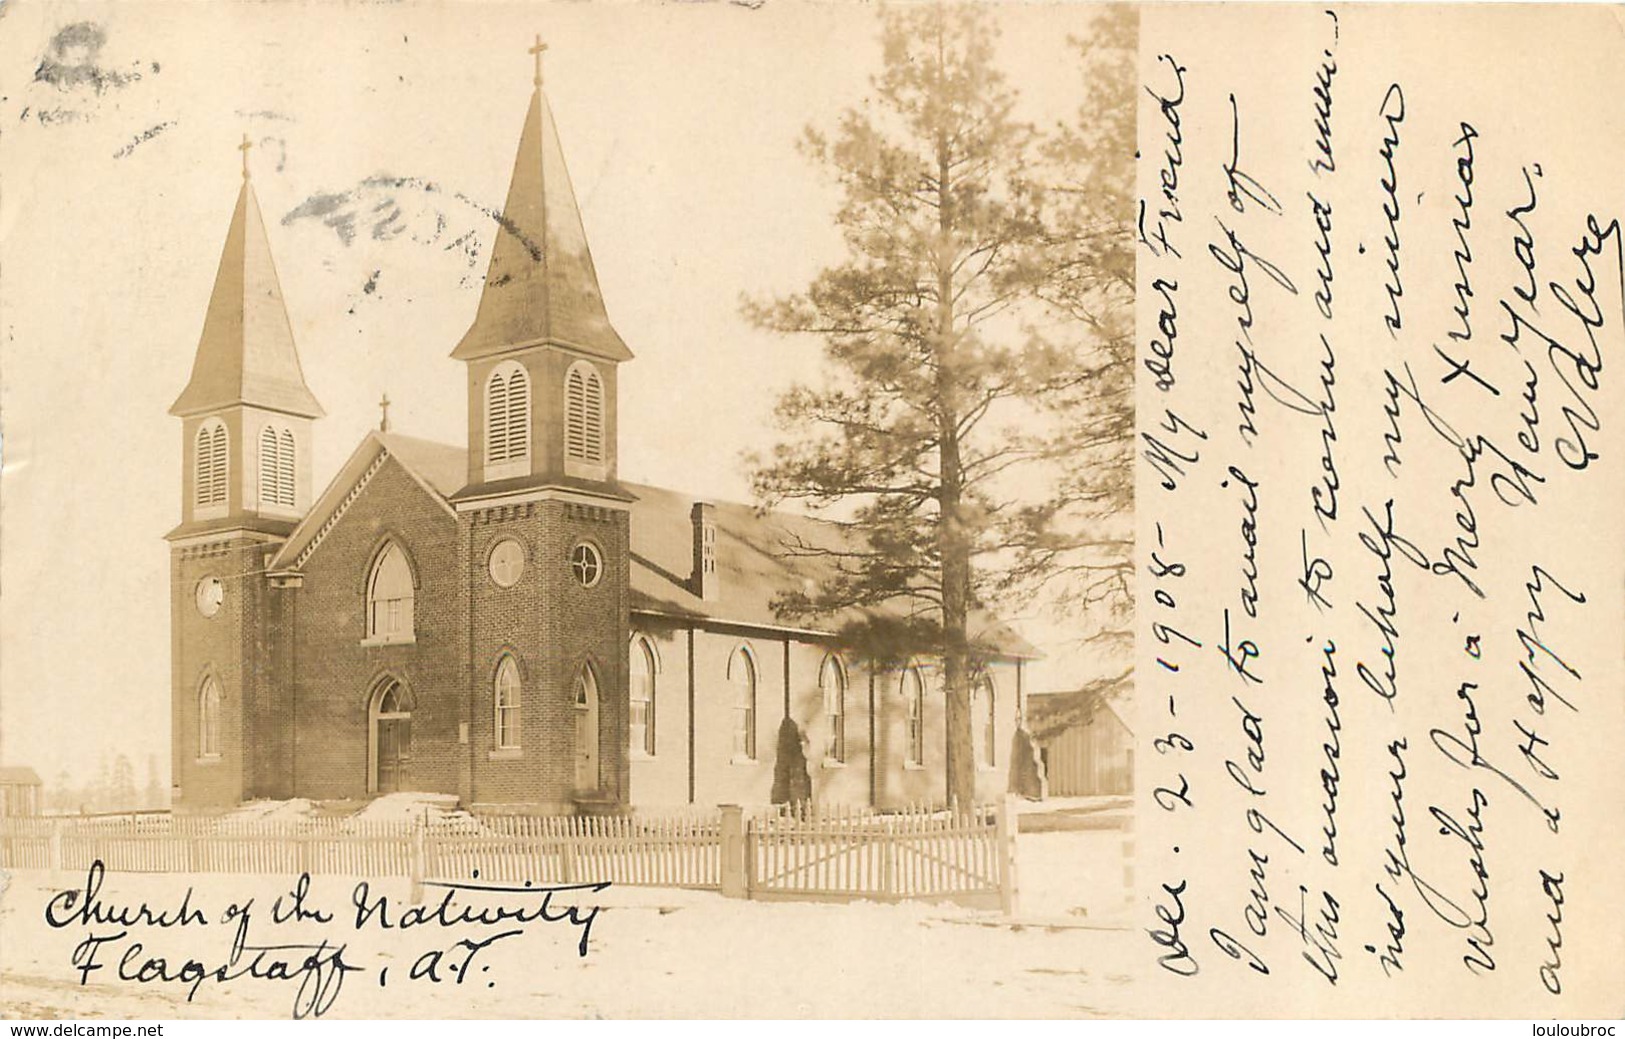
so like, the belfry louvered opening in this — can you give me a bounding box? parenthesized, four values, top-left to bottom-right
(258, 425, 297, 508)
(195, 420, 229, 507)
(485, 361, 532, 466)
(564, 361, 605, 464)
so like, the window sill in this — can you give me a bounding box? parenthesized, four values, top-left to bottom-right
(629, 751, 656, 762)
(484, 458, 531, 482)
(977, 764, 998, 773)
(360, 635, 416, 648)
(488, 748, 523, 761)
(820, 758, 847, 770)
(565, 459, 608, 483)
(194, 756, 222, 767)
(903, 761, 927, 772)
(730, 755, 758, 767)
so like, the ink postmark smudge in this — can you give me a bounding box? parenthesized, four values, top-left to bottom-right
(113, 120, 175, 159)
(34, 22, 146, 95)
(282, 173, 520, 287)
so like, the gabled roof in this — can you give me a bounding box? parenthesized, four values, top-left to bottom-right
(268, 430, 1036, 658)
(450, 85, 631, 364)
(265, 431, 458, 572)
(0, 766, 42, 786)
(170, 177, 324, 419)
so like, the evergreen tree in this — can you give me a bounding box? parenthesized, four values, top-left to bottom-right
(746, 4, 1092, 806)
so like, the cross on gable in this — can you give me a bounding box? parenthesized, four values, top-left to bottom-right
(238, 133, 252, 179)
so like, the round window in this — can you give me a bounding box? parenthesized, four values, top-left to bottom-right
(195, 576, 224, 618)
(488, 538, 526, 588)
(569, 542, 603, 588)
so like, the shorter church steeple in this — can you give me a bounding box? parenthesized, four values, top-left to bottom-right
(170, 139, 322, 532)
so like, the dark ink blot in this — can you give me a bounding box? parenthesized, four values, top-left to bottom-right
(34, 22, 140, 94)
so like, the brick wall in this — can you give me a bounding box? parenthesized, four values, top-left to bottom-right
(171, 536, 269, 811)
(284, 458, 463, 800)
(464, 499, 630, 808)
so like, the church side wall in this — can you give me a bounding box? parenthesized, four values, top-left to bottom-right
(626, 620, 692, 807)
(288, 460, 462, 801)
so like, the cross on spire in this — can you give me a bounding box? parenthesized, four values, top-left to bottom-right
(378, 393, 392, 432)
(238, 133, 253, 180)
(529, 34, 548, 87)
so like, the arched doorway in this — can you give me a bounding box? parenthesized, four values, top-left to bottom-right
(573, 663, 600, 792)
(369, 677, 413, 794)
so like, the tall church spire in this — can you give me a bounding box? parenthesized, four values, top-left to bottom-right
(170, 139, 323, 419)
(451, 40, 631, 363)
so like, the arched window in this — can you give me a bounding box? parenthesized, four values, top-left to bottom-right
(485, 361, 531, 467)
(366, 543, 415, 642)
(975, 674, 997, 768)
(728, 645, 757, 760)
(564, 361, 605, 464)
(258, 426, 297, 508)
(199, 676, 222, 758)
(573, 662, 600, 790)
(820, 654, 847, 763)
(903, 666, 925, 766)
(195, 420, 228, 507)
(494, 656, 521, 750)
(630, 635, 657, 757)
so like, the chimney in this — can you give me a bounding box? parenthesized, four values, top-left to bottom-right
(691, 502, 718, 601)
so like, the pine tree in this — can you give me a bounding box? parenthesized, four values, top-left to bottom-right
(110, 754, 137, 812)
(1021, 5, 1136, 704)
(746, 4, 1088, 806)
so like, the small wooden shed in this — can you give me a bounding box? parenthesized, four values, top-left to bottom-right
(1028, 690, 1133, 797)
(0, 767, 44, 817)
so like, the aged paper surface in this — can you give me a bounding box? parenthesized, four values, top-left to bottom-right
(0, 0, 1619, 1022)
(1137, 1, 1625, 1019)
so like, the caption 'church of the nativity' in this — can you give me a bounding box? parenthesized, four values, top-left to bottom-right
(165, 46, 1035, 814)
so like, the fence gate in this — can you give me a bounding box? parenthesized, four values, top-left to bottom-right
(731, 798, 1016, 911)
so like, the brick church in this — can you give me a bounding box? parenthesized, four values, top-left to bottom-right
(166, 50, 1035, 814)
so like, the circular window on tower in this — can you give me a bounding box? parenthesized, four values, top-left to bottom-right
(195, 576, 225, 618)
(487, 537, 526, 588)
(569, 542, 603, 589)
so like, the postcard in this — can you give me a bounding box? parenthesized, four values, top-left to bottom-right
(0, 0, 1618, 1022)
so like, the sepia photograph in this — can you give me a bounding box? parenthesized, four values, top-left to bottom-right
(0, 1, 1137, 1020)
(6, 0, 1621, 1026)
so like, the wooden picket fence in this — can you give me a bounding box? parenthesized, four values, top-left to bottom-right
(433, 812, 723, 888)
(0, 798, 1015, 911)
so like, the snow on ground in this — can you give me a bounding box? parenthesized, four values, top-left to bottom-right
(350, 792, 464, 825)
(227, 799, 316, 823)
(0, 829, 1137, 1019)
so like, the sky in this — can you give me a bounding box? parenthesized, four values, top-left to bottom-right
(0, 0, 1118, 787)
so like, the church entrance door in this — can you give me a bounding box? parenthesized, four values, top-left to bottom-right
(573, 664, 599, 792)
(371, 678, 413, 795)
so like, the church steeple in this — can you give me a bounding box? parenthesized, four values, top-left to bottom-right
(170, 137, 323, 420)
(170, 139, 321, 531)
(451, 39, 631, 364)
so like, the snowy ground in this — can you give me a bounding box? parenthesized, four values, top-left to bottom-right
(0, 827, 1137, 1019)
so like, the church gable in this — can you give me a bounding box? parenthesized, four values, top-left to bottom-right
(268, 431, 459, 576)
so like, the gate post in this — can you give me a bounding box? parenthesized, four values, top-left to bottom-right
(719, 804, 746, 899)
(997, 793, 1020, 917)
(409, 816, 427, 905)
